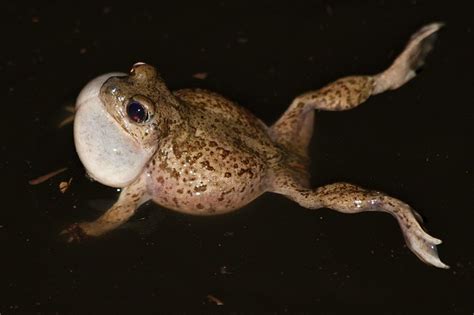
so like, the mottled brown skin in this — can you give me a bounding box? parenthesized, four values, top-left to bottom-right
(63, 23, 448, 268)
(147, 88, 280, 214)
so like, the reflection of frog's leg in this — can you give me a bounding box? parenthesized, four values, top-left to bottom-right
(61, 175, 150, 241)
(271, 23, 443, 155)
(269, 171, 449, 269)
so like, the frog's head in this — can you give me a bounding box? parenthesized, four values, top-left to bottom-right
(74, 63, 179, 187)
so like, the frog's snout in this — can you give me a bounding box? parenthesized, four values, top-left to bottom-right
(75, 72, 125, 110)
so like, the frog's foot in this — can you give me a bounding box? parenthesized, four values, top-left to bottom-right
(399, 214, 448, 269)
(271, 175, 449, 269)
(60, 223, 90, 243)
(373, 22, 444, 94)
(60, 219, 128, 241)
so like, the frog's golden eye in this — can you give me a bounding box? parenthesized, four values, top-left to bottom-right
(126, 100, 148, 123)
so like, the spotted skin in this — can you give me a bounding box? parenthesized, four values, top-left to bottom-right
(145, 88, 279, 215)
(64, 23, 447, 268)
(271, 75, 374, 156)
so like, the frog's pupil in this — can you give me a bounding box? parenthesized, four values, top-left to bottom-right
(127, 101, 147, 123)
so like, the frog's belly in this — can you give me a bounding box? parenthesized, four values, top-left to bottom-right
(146, 162, 268, 215)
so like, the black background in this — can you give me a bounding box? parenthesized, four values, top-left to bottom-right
(2, 1, 473, 313)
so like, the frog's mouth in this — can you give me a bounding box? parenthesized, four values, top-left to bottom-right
(74, 73, 154, 188)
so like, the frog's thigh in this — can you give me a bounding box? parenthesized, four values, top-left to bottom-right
(269, 173, 448, 269)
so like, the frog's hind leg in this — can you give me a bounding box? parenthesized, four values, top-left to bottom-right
(288, 110, 315, 158)
(269, 171, 449, 269)
(270, 22, 443, 152)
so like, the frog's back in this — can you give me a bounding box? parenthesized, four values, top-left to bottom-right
(173, 89, 280, 161)
(174, 89, 267, 132)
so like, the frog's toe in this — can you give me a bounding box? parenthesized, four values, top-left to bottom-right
(373, 22, 444, 94)
(404, 228, 449, 269)
(60, 223, 89, 243)
(406, 22, 444, 72)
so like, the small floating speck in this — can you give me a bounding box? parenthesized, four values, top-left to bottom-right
(207, 294, 224, 305)
(59, 178, 73, 193)
(192, 72, 208, 80)
(219, 265, 232, 275)
(325, 4, 333, 16)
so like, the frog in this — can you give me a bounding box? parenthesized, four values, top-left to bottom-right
(63, 23, 448, 268)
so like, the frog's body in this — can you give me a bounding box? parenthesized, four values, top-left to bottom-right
(147, 89, 280, 214)
(64, 23, 449, 269)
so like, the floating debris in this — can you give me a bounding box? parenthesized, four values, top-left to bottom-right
(207, 294, 224, 305)
(29, 167, 68, 185)
(103, 6, 112, 15)
(326, 4, 333, 16)
(59, 178, 73, 193)
(219, 265, 232, 275)
(192, 72, 208, 80)
(58, 115, 74, 128)
(58, 105, 75, 128)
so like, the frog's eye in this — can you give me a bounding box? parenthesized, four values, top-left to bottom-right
(126, 101, 148, 123)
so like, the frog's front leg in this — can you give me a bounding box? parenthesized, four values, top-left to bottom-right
(61, 175, 150, 241)
(270, 173, 449, 269)
(271, 23, 443, 152)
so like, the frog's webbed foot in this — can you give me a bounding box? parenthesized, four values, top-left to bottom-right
(60, 223, 90, 243)
(375, 196, 448, 268)
(398, 210, 446, 268)
(373, 22, 444, 94)
(270, 174, 449, 269)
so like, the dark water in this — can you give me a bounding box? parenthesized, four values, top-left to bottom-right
(2, 1, 473, 313)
